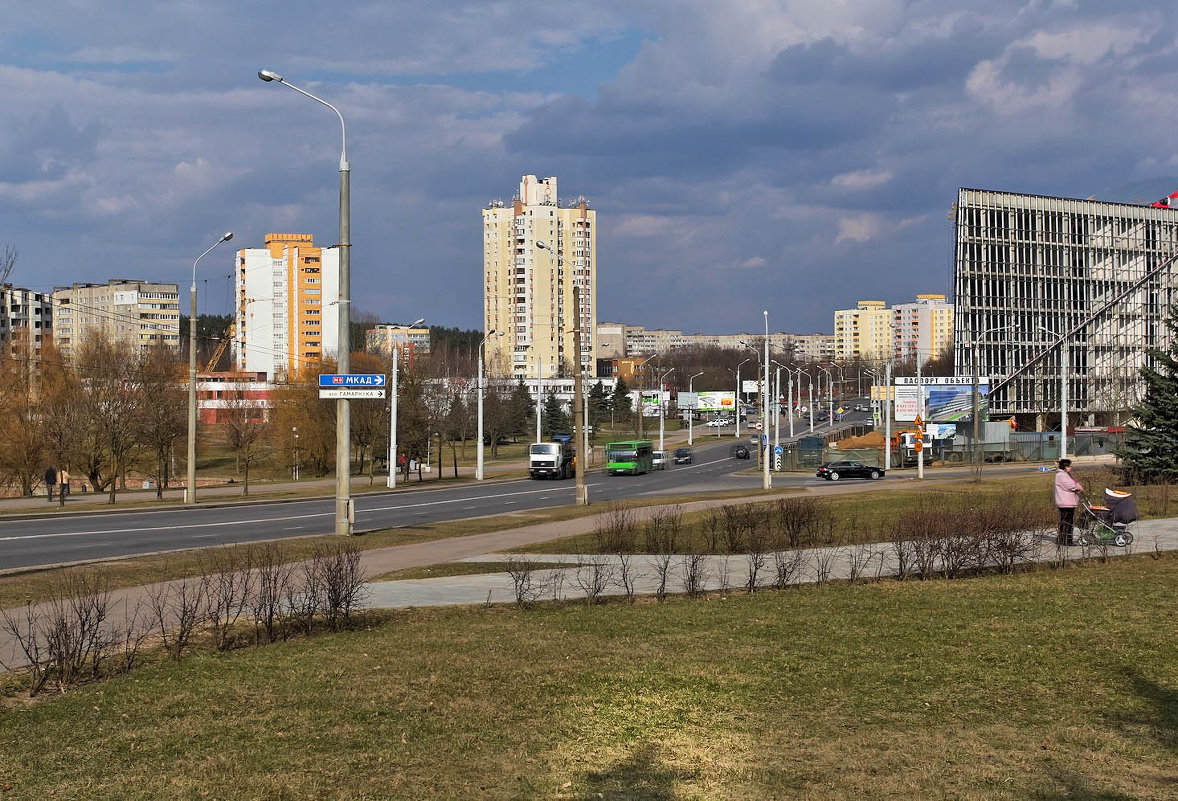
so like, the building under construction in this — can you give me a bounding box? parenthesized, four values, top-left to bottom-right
(953, 187, 1178, 429)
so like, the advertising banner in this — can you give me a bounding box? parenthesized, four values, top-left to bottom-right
(893, 377, 990, 423)
(695, 391, 735, 412)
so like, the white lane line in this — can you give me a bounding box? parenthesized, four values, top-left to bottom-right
(360, 484, 585, 514)
(0, 511, 334, 543)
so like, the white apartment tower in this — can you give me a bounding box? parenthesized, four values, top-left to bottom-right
(483, 175, 596, 380)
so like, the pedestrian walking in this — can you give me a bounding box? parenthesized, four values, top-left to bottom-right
(1054, 458, 1084, 546)
(44, 466, 57, 502)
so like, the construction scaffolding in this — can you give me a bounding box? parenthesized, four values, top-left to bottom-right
(953, 187, 1178, 426)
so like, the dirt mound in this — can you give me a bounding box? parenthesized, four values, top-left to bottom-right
(833, 430, 886, 449)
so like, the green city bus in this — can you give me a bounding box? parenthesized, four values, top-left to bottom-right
(605, 440, 654, 475)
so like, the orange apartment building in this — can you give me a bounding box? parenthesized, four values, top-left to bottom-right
(233, 233, 339, 380)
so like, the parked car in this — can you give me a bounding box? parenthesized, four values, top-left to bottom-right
(673, 447, 694, 465)
(816, 460, 884, 481)
(733, 444, 750, 460)
(652, 450, 667, 470)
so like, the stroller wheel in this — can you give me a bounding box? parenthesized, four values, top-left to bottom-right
(1114, 532, 1133, 547)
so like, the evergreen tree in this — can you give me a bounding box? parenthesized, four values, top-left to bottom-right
(506, 379, 534, 441)
(1119, 304, 1178, 482)
(611, 377, 632, 424)
(542, 390, 570, 440)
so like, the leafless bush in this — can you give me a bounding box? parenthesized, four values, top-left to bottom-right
(615, 552, 639, 602)
(574, 555, 615, 605)
(847, 543, 876, 584)
(745, 517, 770, 593)
(594, 503, 638, 554)
(771, 497, 826, 548)
(252, 542, 295, 643)
(506, 557, 543, 607)
(770, 548, 806, 590)
(1, 602, 52, 696)
(201, 545, 256, 650)
(645, 507, 681, 602)
(147, 576, 207, 661)
(681, 553, 708, 597)
(311, 541, 367, 630)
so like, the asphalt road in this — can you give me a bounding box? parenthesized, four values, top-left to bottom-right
(0, 431, 862, 572)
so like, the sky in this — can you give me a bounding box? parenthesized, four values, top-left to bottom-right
(5, 1, 1178, 335)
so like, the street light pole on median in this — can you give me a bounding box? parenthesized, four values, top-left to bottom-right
(259, 67, 353, 536)
(386, 318, 425, 489)
(186, 231, 233, 505)
(477, 328, 504, 482)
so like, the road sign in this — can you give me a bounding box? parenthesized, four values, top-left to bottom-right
(319, 388, 386, 399)
(318, 373, 387, 388)
(774, 445, 783, 456)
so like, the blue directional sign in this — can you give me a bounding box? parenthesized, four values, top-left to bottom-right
(319, 374, 387, 388)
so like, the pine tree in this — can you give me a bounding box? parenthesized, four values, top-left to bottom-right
(541, 391, 570, 440)
(1119, 304, 1178, 482)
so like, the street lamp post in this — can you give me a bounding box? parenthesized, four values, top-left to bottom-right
(1037, 325, 1069, 461)
(733, 358, 751, 438)
(688, 371, 703, 445)
(385, 319, 425, 489)
(477, 328, 504, 481)
(186, 231, 233, 505)
(259, 68, 353, 536)
(762, 311, 771, 490)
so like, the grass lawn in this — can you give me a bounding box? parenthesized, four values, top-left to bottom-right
(2, 555, 1177, 798)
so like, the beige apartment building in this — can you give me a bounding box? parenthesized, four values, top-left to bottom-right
(53, 279, 180, 358)
(893, 294, 953, 363)
(483, 175, 596, 380)
(833, 300, 892, 361)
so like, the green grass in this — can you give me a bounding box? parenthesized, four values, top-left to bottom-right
(2, 555, 1177, 798)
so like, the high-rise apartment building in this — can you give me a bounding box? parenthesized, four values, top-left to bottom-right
(954, 187, 1178, 421)
(53, 279, 179, 358)
(366, 324, 431, 361)
(234, 233, 339, 381)
(0, 285, 52, 357)
(483, 175, 596, 380)
(893, 294, 953, 363)
(833, 300, 892, 361)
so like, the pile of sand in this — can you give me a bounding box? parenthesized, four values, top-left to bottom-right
(832, 430, 886, 449)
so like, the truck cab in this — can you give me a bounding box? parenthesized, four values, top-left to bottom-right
(528, 442, 575, 479)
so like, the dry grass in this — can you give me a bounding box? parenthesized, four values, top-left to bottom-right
(0, 554, 1175, 798)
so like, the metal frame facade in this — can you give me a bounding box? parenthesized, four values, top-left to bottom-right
(953, 187, 1178, 422)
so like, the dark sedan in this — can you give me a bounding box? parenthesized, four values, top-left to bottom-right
(816, 460, 884, 481)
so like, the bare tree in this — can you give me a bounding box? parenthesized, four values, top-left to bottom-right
(136, 343, 186, 498)
(223, 388, 271, 495)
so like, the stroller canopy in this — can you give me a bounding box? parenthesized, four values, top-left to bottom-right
(1104, 489, 1138, 524)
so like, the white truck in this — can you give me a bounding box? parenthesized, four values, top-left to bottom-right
(528, 442, 575, 479)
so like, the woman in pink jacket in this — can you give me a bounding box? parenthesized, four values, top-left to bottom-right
(1054, 458, 1084, 545)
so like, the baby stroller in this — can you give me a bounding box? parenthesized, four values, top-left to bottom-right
(1077, 489, 1137, 548)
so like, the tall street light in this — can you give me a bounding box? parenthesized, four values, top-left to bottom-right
(186, 231, 233, 505)
(477, 328, 505, 481)
(732, 358, 751, 438)
(762, 310, 771, 491)
(688, 371, 703, 445)
(1037, 325, 1069, 461)
(387, 318, 426, 489)
(259, 68, 353, 536)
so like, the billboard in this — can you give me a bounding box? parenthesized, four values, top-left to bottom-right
(696, 391, 736, 412)
(893, 377, 990, 423)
